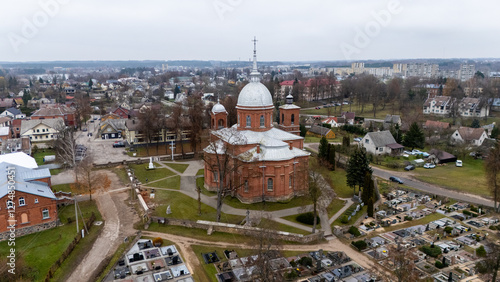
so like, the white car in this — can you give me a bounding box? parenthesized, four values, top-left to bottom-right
(423, 163, 436, 169)
(456, 160, 463, 167)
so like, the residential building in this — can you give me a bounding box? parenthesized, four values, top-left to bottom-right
(458, 97, 489, 118)
(0, 107, 26, 119)
(0, 116, 11, 127)
(451, 127, 488, 146)
(0, 160, 58, 241)
(30, 105, 75, 127)
(424, 120, 451, 131)
(204, 46, 310, 203)
(321, 117, 339, 128)
(1, 137, 31, 155)
(361, 130, 403, 155)
(384, 115, 402, 127)
(307, 125, 335, 139)
(20, 118, 64, 143)
(341, 112, 355, 125)
(458, 64, 475, 82)
(112, 106, 131, 119)
(0, 98, 16, 109)
(98, 118, 126, 139)
(423, 96, 452, 115)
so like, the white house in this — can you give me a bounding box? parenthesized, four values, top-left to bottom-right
(321, 117, 339, 127)
(0, 107, 26, 119)
(450, 127, 488, 146)
(20, 118, 64, 143)
(458, 97, 489, 118)
(423, 96, 452, 115)
(361, 130, 404, 155)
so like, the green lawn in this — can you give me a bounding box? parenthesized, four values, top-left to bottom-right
(147, 223, 254, 244)
(301, 102, 397, 119)
(146, 176, 181, 189)
(111, 167, 130, 184)
(223, 196, 312, 212)
(327, 198, 347, 218)
(163, 163, 189, 173)
(50, 168, 64, 175)
(327, 168, 354, 198)
(128, 163, 175, 183)
(52, 183, 74, 193)
(412, 157, 489, 197)
(152, 190, 244, 224)
(197, 177, 217, 196)
(196, 169, 205, 176)
(332, 204, 367, 226)
(32, 148, 56, 166)
(282, 213, 321, 230)
(0, 200, 101, 281)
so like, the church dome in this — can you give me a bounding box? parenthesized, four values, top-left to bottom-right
(237, 82, 273, 108)
(212, 101, 227, 114)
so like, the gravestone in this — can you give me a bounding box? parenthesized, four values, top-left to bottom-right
(148, 157, 155, 169)
(166, 205, 171, 215)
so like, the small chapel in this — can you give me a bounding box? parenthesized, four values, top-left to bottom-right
(203, 40, 310, 203)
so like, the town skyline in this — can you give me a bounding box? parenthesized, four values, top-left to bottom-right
(2, 0, 500, 62)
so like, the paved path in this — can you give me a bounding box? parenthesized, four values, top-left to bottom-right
(329, 198, 353, 225)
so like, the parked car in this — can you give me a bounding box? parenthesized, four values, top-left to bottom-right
(389, 176, 404, 184)
(82, 128, 88, 132)
(421, 152, 430, 158)
(423, 163, 436, 169)
(456, 160, 463, 167)
(315, 106, 320, 109)
(113, 141, 125, 148)
(353, 137, 362, 142)
(411, 149, 422, 155)
(404, 165, 415, 171)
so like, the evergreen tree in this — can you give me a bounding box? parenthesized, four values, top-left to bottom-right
(38, 77, 44, 84)
(22, 89, 31, 106)
(491, 126, 499, 139)
(361, 172, 374, 204)
(471, 119, 481, 128)
(367, 197, 374, 217)
(342, 136, 350, 148)
(346, 148, 372, 195)
(391, 123, 402, 144)
(403, 122, 425, 150)
(88, 78, 93, 89)
(328, 144, 336, 171)
(299, 124, 307, 137)
(318, 136, 329, 160)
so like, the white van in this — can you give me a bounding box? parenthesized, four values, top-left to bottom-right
(456, 160, 463, 167)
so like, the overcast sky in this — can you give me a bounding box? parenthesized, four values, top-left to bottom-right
(1, 0, 499, 62)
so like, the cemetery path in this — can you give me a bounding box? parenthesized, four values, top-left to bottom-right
(142, 230, 390, 277)
(329, 198, 353, 225)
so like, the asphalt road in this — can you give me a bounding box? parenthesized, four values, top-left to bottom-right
(304, 143, 495, 208)
(372, 167, 495, 208)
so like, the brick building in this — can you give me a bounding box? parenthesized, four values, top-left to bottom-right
(0, 154, 58, 241)
(203, 46, 309, 203)
(31, 104, 76, 127)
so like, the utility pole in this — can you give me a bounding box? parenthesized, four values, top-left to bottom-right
(170, 140, 175, 161)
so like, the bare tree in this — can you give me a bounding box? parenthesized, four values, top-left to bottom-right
(202, 128, 247, 222)
(138, 106, 161, 156)
(477, 242, 500, 282)
(74, 94, 92, 130)
(170, 104, 185, 158)
(485, 140, 500, 212)
(386, 245, 419, 282)
(73, 156, 111, 201)
(53, 122, 77, 168)
(187, 94, 205, 155)
(251, 216, 284, 282)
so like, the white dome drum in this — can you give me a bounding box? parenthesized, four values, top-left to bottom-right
(237, 82, 273, 108)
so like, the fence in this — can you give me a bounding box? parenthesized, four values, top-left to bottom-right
(150, 216, 324, 244)
(44, 212, 97, 281)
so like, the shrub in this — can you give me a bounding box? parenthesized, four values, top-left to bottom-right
(340, 215, 349, 224)
(404, 216, 413, 221)
(435, 260, 445, 269)
(348, 226, 361, 237)
(352, 240, 367, 251)
(296, 212, 320, 226)
(299, 256, 313, 267)
(476, 245, 487, 257)
(152, 237, 163, 247)
(386, 161, 401, 169)
(285, 270, 298, 280)
(444, 226, 453, 234)
(289, 259, 297, 267)
(420, 245, 442, 258)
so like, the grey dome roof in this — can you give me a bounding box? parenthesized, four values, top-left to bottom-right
(212, 102, 227, 114)
(237, 82, 273, 108)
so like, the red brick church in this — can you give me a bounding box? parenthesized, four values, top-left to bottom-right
(204, 42, 309, 203)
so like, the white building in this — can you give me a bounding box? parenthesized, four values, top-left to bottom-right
(458, 97, 489, 118)
(0, 107, 26, 119)
(20, 118, 64, 142)
(423, 96, 452, 115)
(361, 130, 403, 155)
(450, 127, 488, 146)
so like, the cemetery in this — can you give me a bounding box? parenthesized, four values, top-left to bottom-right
(113, 239, 194, 281)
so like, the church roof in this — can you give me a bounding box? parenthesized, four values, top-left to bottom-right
(213, 126, 303, 145)
(212, 101, 227, 114)
(236, 38, 273, 109)
(238, 145, 309, 162)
